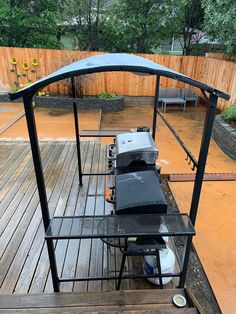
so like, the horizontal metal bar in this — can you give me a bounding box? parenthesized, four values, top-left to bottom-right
(52, 213, 190, 218)
(157, 110, 198, 168)
(80, 129, 131, 137)
(45, 232, 195, 240)
(83, 172, 113, 176)
(58, 272, 182, 282)
(80, 134, 116, 137)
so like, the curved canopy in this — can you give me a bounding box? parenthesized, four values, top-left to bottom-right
(9, 53, 230, 101)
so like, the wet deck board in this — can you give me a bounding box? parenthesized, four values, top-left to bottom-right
(0, 289, 198, 313)
(0, 141, 156, 294)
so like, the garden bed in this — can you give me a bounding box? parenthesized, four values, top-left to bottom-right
(35, 95, 124, 112)
(0, 93, 125, 112)
(212, 115, 236, 160)
(0, 93, 20, 102)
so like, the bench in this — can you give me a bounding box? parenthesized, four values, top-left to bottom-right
(181, 88, 199, 106)
(159, 88, 186, 112)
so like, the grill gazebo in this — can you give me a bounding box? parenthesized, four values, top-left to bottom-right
(9, 53, 230, 292)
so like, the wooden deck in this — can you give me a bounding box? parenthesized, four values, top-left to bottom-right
(0, 140, 164, 294)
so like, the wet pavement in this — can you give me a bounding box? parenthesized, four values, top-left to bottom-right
(0, 102, 23, 130)
(0, 103, 101, 140)
(0, 101, 236, 313)
(170, 181, 236, 314)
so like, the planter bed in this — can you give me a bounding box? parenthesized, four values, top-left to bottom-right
(0, 93, 125, 111)
(0, 93, 20, 103)
(35, 95, 124, 112)
(212, 114, 236, 160)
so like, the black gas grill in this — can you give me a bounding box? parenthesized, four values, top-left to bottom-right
(107, 128, 167, 215)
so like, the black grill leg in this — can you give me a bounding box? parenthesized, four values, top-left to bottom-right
(117, 251, 127, 290)
(155, 250, 163, 289)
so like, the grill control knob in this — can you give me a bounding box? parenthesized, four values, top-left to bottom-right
(137, 126, 150, 132)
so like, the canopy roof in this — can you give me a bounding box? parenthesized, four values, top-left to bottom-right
(9, 53, 230, 101)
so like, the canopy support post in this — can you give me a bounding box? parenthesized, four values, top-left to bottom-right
(71, 77, 83, 185)
(23, 95, 60, 292)
(152, 75, 160, 140)
(190, 93, 218, 226)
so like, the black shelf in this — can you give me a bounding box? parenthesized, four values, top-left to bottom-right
(45, 213, 195, 240)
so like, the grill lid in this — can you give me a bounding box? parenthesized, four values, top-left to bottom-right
(115, 169, 167, 214)
(116, 132, 158, 156)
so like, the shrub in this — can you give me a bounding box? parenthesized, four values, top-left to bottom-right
(98, 92, 118, 99)
(222, 104, 236, 123)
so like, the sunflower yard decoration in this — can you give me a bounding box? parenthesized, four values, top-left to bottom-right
(31, 58, 42, 81)
(10, 57, 20, 88)
(10, 57, 17, 65)
(23, 62, 29, 71)
(22, 62, 30, 82)
(10, 57, 42, 92)
(32, 58, 39, 66)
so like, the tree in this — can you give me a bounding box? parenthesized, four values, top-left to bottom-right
(0, 0, 61, 48)
(202, 0, 236, 54)
(99, 0, 175, 53)
(168, 0, 205, 55)
(60, 0, 106, 51)
(181, 0, 204, 55)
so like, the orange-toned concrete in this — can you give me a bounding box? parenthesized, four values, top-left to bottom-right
(0, 102, 23, 128)
(169, 181, 236, 314)
(1, 106, 101, 140)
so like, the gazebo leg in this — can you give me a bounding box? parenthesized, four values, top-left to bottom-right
(23, 95, 60, 292)
(71, 77, 83, 186)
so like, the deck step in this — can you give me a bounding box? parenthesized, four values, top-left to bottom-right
(0, 289, 198, 313)
(0, 308, 198, 313)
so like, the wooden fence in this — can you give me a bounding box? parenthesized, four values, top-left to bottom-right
(0, 46, 235, 110)
(206, 52, 236, 62)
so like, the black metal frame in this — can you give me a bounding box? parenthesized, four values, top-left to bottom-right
(44, 213, 195, 289)
(12, 55, 228, 292)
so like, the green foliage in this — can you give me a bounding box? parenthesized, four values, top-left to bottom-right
(60, 0, 107, 50)
(202, 0, 236, 54)
(167, 0, 205, 55)
(98, 92, 118, 99)
(12, 87, 21, 93)
(222, 104, 236, 123)
(100, 0, 176, 53)
(61, 0, 181, 53)
(0, 0, 62, 48)
(2, 0, 233, 56)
